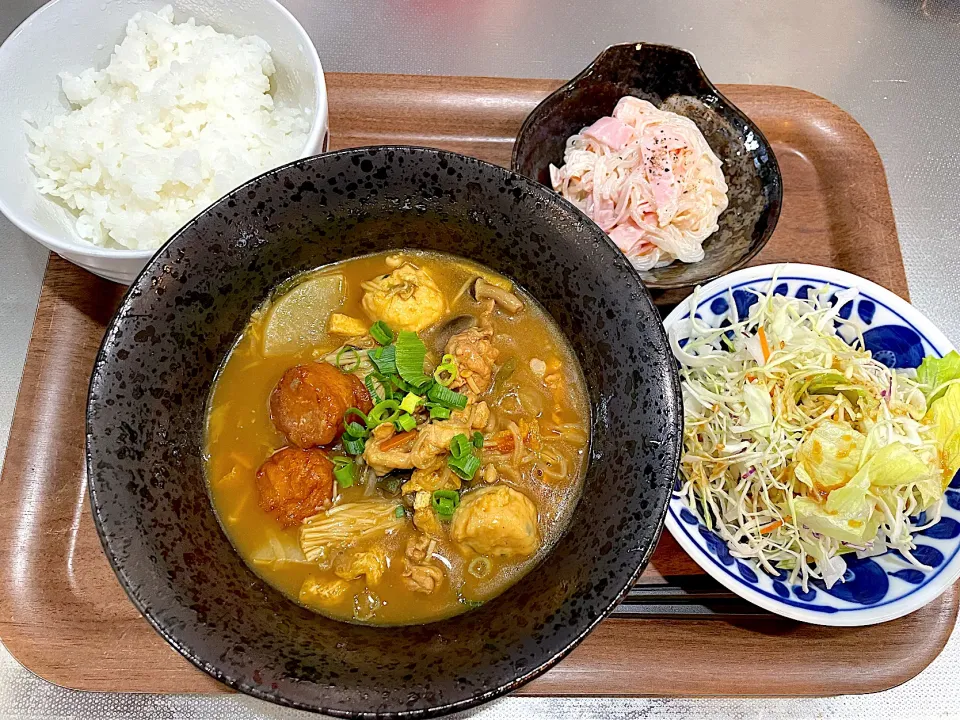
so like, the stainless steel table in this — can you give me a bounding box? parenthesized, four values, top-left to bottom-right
(1, 0, 958, 717)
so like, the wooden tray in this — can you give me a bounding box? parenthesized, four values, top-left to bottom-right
(0, 73, 954, 698)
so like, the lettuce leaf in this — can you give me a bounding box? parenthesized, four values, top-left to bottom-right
(854, 440, 931, 488)
(742, 382, 772, 428)
(794, 496, 873, 544)
(797, 441, 933, 545)
(917, 351, 960, 404)
(796, 420, 864, 492)
(824, 470, 871, 514)
(926, 383, 960, 489)
(850, 440, 941, 511)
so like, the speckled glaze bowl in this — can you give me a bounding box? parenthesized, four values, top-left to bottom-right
(512, 43, 782, 291)
(86, 147, 682, 717)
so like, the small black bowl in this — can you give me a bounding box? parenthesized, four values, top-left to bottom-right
(512, 43, 782, 291)
(86, 147, 682, 717)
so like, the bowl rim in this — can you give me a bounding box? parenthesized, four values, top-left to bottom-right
(0, 0, 328, 261)
(662, 261, 960, 626)
(86, 145, 682, 717)
(510, 41, 783, 291)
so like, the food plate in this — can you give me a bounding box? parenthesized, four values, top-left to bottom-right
(663, 263, 960, 626)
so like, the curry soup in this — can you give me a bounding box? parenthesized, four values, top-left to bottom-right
(205, 251, 589, 625)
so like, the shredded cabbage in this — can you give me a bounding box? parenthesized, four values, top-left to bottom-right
(673, 279, 953, 590)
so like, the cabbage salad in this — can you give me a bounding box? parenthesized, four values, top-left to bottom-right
(670, 282, 960, 589)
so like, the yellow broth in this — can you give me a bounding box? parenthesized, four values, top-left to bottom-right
(204, 251, 590, 625)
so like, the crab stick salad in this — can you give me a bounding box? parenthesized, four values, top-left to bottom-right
(670, 282, 960, 590)
(550, 97, 728, 271)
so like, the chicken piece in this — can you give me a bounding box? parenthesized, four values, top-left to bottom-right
(361, 263, 446, 332)
(364, 423, 417, 475)
(403, 561, 445, 594)
(413, 491, 445, 539)
(405, 533, 434, 564)
(450, 486, 540, 559)
(334, 547, 387, 586)
(401, 534, 444, 593)
(409, 402, 490, 468)
(401, 466, 461, 495)
(271, 362, 373, 448)
(256, 447, 335, 528)
(445, 325, 499, 397)
(460, 401, 492, 429)
(364, 403, 490, 476)
(299, 576, 351, 606)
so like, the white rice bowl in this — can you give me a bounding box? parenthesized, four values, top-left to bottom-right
(24, 5, 311, 251)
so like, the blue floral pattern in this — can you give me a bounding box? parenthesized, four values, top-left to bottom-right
(862, 325, 926, 368)
(665, 271, 960, 623)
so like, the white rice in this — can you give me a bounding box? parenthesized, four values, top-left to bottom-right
(25, 5, 310, 250)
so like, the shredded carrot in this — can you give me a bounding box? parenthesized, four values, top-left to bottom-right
(758, 325, 771, 363)
(379, 429, 418, 452)
(759, 520, 783, 534)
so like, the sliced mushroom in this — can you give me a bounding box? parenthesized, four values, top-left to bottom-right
(474, 278, 523, 314)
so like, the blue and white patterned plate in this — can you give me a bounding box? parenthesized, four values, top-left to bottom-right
(662, 263, 960, 626)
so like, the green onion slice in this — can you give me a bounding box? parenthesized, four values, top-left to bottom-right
(343, 436, 366, 455)
(448, 453, 481, 481)
(434, 353, 459, 387)
(389, 374, 413, 393)
(367, 399, 401, 427)
(335, 345, 361, 372)
(364, 374, 384, 404)
(368, 345, 398, 375)
(372, 372, 397, 401)
(332, 456, 356, 488)
(472, 431, 484, 449)
(429, 405, 452, 420)
(449, 433, 472, 460)
(399, 392, 422, 414)
(413, 376, 435, 392)
(344, 407, 369, 426)
(427, 383, 468, 410)
(432, 489, 460, 518)
(370, 320, 394, 346)
(396, 413, 417, 432)
(394, 331, 433, 387)
(467, 556, 492, 579)
(395, 505, 405, 518)
(344, 421, 368, 439)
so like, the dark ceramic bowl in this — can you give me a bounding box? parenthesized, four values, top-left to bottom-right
(512, 43, 782, 291)
(86, 147, 682, 718)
